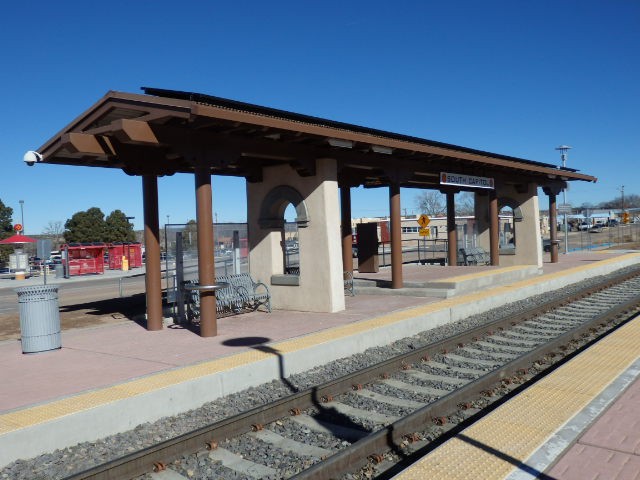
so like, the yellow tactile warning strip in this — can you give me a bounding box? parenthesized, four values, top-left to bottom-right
(1, 253, 639, 436)
(392, 311, 640, 480)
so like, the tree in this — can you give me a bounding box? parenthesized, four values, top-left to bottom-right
(64, 207, 107, 243)
(42, 221, 65, 249)
(416, 191, 445, 216)
(104, 210, 136, 243)
(456, 192, 475, 216)
(183, 219, 198, 253)
(599, 194, 640, 210)
(0, 199, 14, 265)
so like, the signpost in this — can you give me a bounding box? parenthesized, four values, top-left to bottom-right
(417, 214, 431, 237)
(417, 214, 430, 228)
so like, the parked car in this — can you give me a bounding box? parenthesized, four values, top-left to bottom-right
(578, 222, 592, 231)
(607, 219, 619, 227)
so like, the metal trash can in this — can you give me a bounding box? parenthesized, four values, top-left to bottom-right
(15, 285, 61, 354)
(55, 264, 64, 278)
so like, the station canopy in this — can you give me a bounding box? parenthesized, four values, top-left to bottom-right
(36, 87, 597, 189)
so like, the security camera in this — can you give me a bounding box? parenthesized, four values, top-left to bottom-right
(23, 151, 43, 166)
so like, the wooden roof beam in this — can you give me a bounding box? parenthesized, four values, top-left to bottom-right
(111, 119, 160, 145)
(61, 132, 114, 156)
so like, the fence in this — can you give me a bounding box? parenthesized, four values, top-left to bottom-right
(559, 223, 640, 253)
(164, 223, 249, 307)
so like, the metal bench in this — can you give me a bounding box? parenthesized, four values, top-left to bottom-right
(344, 271, 355, 296)
(459, 247, 491, 266)
(185, 273, 271, 320)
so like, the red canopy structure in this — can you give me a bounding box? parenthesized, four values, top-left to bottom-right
(0, 234, 37, 244)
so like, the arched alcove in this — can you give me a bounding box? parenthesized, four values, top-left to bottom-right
(258, 185, 309, 230)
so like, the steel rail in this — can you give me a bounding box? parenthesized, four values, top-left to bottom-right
(64, 268, 640, 480)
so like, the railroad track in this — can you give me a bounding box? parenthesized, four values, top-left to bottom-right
(64, 269, 640, 480)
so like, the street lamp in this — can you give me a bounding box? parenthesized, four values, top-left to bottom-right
(556, 145, 572, 254)
(19, 200, 24, 234)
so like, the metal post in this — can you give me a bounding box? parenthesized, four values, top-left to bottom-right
(389, 184, 403, 288)
(142, 175, 163, 331)
(489, 190, 499, 266)
(446, 192, 457, 266)
(19, 200, 24, 234)
(549, 192, 559, 263)
(556, 145, 572, 255)
(340, 187, 354, 274)
(195, 165, 217, 337)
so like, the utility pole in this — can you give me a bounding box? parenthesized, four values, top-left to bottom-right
(619, 185, 625, 211)
(19, 200, 24, 234)
(556, 145, 572, 254)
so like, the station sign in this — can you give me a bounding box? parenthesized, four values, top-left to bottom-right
(440, 172, 494, 189)
(14, 223, 23, 232)
(557, 203, 572, 214)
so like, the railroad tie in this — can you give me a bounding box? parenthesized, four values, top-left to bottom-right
(249, 429, 332, 458)
(383, 378, 451, 397)
(354, 389, 426, 409)
(290, 414, 368, 442)
(207, 447, 278, 478)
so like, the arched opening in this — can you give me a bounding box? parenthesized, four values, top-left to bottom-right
(498, 197, 523, 254)
(282, 203, 299, 275)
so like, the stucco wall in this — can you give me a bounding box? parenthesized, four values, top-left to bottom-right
(498, 183, 543, 267)
(247, 159, 345, 313)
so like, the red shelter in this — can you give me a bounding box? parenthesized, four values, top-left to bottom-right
(108, 242, 143, 269)
(62, 243, 106, 276)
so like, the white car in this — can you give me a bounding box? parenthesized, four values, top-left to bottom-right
(578, 222, 592, 231)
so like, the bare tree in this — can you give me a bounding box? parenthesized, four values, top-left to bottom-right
(416, 190, 445, 216)
(456, 192, 475, 216)
(42, 220, 65, 249)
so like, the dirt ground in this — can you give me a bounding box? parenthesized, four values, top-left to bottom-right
(0, 295, 148, 342)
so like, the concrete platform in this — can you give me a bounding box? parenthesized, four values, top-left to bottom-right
(1, 250, 639, 470)
(354, 264, 542, 297)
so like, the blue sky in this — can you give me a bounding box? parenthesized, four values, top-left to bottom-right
(1, 1, 638, 234)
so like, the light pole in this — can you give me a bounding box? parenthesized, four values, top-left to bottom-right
(19, 200, 24, 234)
(556, 145, 572, 254)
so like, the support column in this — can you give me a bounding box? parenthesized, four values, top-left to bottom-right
(340, 186, 353, 274)
(195, 165, 217, 337)
(446, 191, 457, 266)
(389, 183, 403, 289)
(549, 192, 559, 263)
(489, 190, 499, 266)
(142, 175, 163, 331)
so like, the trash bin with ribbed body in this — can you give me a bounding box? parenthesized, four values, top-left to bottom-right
(15, 285, 61, 354)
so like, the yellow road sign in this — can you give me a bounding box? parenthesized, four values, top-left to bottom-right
(417, 214, 431, 228)
(419, 228, 430, 237)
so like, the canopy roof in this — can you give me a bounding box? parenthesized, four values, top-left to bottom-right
(0, 234, 37, 244)
(36, 87, 597, 190)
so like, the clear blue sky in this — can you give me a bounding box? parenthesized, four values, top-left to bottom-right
(1, 1, 638, 234)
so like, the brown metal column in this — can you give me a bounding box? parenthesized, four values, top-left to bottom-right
(195, 165, 217, 337)
(489, 190, 500, 266)
(389, 184, 403, 288)
(549, 192, 559, 263)
(142, 175, 163, 331)
(340, 186, 354, 273)
(446, 192, 457, 266)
